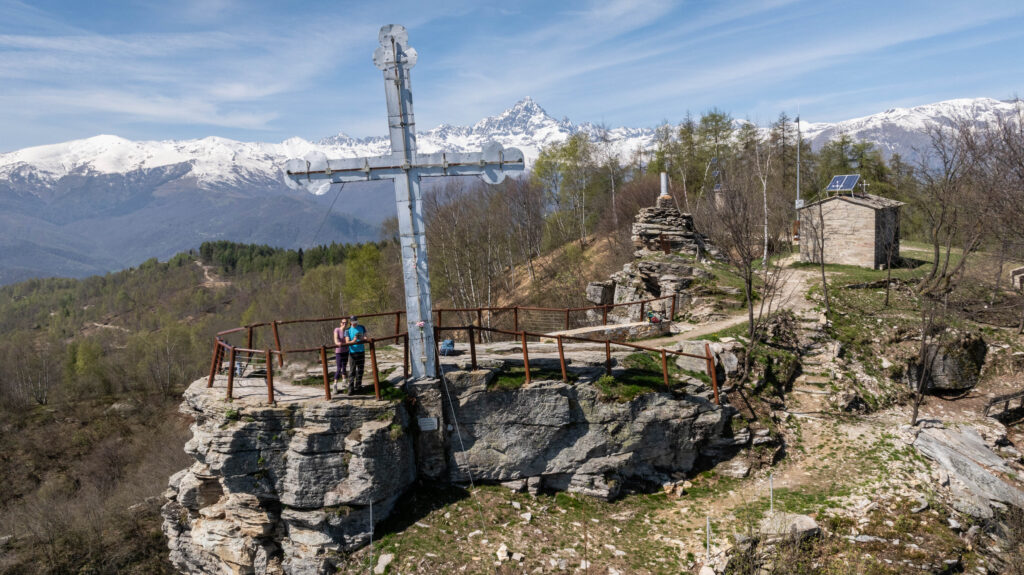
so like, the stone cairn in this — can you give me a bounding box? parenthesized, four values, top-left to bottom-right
(586, 194, 716, 324)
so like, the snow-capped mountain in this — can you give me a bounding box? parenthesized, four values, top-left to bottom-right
(799, 97, 1020, 157)
(0, 96, 1019, 284)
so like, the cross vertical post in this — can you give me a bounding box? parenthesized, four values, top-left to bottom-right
(285, 25, 525, 380)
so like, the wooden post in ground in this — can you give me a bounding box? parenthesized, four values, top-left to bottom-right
(513, 307, 519, 333)
(226, 346, 236, 400)
(671, 295, 677, 321)
(369, 339, 381, 400)
(557, 335, 568, 382)
(437, 310, 444, 330)
(394, 312, 401, 337)
(605, 340, 612, 376)
(265, 349, 275, 404)
(660, 349, 670, 391)
(320, 346, 331, 400)
(272, 321, 284, 367)
(602, 305, 609, 325)
(246, 326, 254, 362)
(208, 340, 221, 387)
(705, 342, 719, 405)
(476, 309, 483, 342)
(640, 301, 646, 321)
(521, 331, 531, 385)
(468, 326, 477, 370)
(564, 308, 570, 330)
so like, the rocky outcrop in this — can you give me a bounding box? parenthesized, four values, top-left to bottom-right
(425, 369, 734, 500)
(910, 424, 1024, 520)
(162, 383, 416, 575)
(164, 369, 735, 574)
(906, 333, 987, 392)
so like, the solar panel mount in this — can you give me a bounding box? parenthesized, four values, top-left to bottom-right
(825, 174, 861, 193)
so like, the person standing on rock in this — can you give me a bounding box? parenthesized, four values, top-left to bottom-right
(332, 318, 350, 393)
(345, 316, 367, 394)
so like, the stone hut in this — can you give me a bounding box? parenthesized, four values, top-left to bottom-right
(798, 193, 903, 269)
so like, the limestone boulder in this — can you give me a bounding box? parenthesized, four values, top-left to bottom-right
(907, 333, 987, 391)
(758, 512, 820, 543)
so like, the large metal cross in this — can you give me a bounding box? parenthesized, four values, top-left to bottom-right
(285, 24, 524, 380)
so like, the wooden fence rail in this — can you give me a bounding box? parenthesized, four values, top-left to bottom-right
(207, 293, 718, 406)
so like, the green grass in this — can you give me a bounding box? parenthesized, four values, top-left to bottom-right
(487, 366, 576, 391)
(595, 374, 660, 402)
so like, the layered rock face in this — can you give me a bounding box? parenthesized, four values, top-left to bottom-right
(586, 196, 714, 322)
(425, 370, 733, 500)
(162, 383, 416, 575)
(164, 369, 734, 574)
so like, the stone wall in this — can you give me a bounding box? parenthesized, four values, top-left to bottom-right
(874, 206, 900, 268)
(800, 198, 878, 269)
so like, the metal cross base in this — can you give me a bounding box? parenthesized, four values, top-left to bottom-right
(285, 24, 524, 380)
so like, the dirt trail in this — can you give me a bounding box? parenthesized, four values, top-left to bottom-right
(644, 258, 819, 348)
(196, 260, 231, 289)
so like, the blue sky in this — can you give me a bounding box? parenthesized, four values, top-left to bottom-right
(2, 0, 1023, 152)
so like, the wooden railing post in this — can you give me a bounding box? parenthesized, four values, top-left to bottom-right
(369, 339, 381, 400)
(564, 308, 570, 330)
(705, 342, 720, 405)
(272, 320, 284, 367)
(557, 335, 568, 382)
(468, 326, 478, 370)
(640, 301, 646, 321)
(320, 346, 331, 400)
(394, 312, 401, 337)
(603, 305, 609, 325)
(226, 346, 237, 400)
(403, 334, 409, 381)
(513, 307, 519, 333)
(208, 340, 221, 388)
(437, 310, 444, 330)
(265, 349, 275, 405)
(605, 340, 612, 376)
(671, 294, 677, 321)
(521, 331, 531, 385)
(661, 349, 670, 392)
(246, 326, 254, 362)
(476, 309, 483, 342)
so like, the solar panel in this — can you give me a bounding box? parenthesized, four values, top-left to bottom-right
(713, 183, 723, 192)
(825, 174, 860, 192)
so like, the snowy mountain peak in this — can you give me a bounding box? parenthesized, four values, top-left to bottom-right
(470, 97, 566, 137)
(3, 96, 1022, 190)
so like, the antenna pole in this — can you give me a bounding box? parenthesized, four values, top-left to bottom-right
(796, 108, 801, 207)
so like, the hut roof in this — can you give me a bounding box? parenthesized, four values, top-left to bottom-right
(798, 192, 904, 211)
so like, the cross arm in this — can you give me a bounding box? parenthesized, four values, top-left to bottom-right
(284, 142, 525, 186)
(284, 153, 409, 184)
(414, 144, 525, 184)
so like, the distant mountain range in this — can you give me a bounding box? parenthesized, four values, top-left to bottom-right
(1, 96, 1020, 284)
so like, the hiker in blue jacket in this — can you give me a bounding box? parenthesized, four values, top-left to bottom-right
(345, 316, 368, 394)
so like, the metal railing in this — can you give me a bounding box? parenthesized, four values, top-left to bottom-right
(206, 293, 718, 405)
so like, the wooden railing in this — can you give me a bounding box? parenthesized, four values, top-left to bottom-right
(206, 293, 719, 405)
